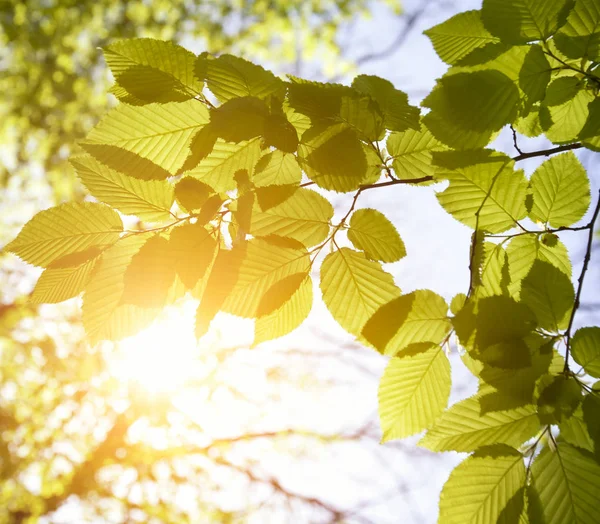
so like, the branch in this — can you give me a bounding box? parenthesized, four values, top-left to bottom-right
(512, 142, 583, 162)
(564, 189, 600, 372)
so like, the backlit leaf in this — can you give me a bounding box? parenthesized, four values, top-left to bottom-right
(571, 327, 600, 378)
(348, 208, 406, 263)
(320, 248, 400, 338)
(529, 152, 591, 227)
(5, 202, 122, 268)
(554, 0, 600, 61)
(420, 394, 540, 452)
(253, 151, 302, 187)
(379, 345, 451, 441)
(169, 223, 217, 289)
(386, 127, 447, 181)
(71, 155, 174, 222)
(31, 257, 99, 304)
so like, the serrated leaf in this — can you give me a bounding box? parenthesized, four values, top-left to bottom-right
(531, 442, 600, 524)
(423, 70, 520, 149)
(169, 223, 217, 289)
(474, 241, 511, 298)
(571, 327, 600, 378)
(103, 38, 202, 103)
(253, 275, 313, 346)
(482, 0, 574, 43)
(521, 260, 574, 332)
(174, 177, 213, 213)
(420, 394, 541, 452)
(559, 404, 596, 452)
(320, 248, 400, 338)
(347, 208, 406, 263)
(221, 237, 310, 318)
(31, 257, 99, 304)
(256, 272, 308, 317)
(453, 296, 537, 368)
(210, 96, 269, 143)
(529, 152, 591, 227)
(299, 122, 370, 192)
(424, 10, 501, 65)
(83, 99, 210, 175)
(379, 345, 451, 441)
(519, 45, 552, 108)
(263, 112, 299, 153)
(554, 0, 600, 61)
(253, 151, 302, 187)
(362, 290, 450, 356)
(121, 235, 177, 308)
(249, 187, 333, 247)
(201, 54, 285, 103)
(185, 138, 262, 192)
(439, 445, 525, 524)
(71, 155, 174, 222)
(543, 84, 595, 143)
(351, 75, 420, 132)
(387, 127, 447, 181)
(82, 234, 159, 344)
(506, 233, 572, 297)
(450, 293, 467, 315)
(436, 157, 528, 233)
(5, 202, 122, 268)
(537, 374, 582, 424)
(287, 77, 355, 121)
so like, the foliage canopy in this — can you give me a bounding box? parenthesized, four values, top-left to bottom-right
(4, 0, 600, 521)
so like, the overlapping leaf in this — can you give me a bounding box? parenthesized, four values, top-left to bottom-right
(347, 208, 406, 263)
(253, 151, 302, 187)
(386, 127, 447, 181)
(320, 248, 400, 338)
(31, 257, 99, 304)
(71, 155, 174, 221)
(571, 327, 600, 378)
(554, 0, 600, 61)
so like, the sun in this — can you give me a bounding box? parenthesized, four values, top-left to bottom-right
(109, 299, 210, 395)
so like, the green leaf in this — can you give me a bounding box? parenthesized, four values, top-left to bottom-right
(378, 345, 451, 441)
(71, 155, 174, 222)
(82, 234, 159, 344)
(253, 274, 313, 346)
(320, 248, 400, 339)
(210, 96, 269, 143)
(287, 77, 355, 121)
(506, 233, 572, 297)
(255, 272, 308, 317)
(521, 260, 574, 332)
(185, 138, 262, 192)
(386, 127, 447, 182)
(200, 54, 286, 103)
(537, 374, 582, 424)
(420, 394, 541, 452)
(253, 151, 302, 187)
(351, 75, 420, 132)
(554, 0, 600, 61)
(474, 241, 511, 298)
(531, 442, 600, 524)
(529, 152, 591, 227)
(542, 84, 595, 143)
(482, 0, 574, 43)
(453, 296, 537, 368)
(221, 237, 310, 318)
(169, 223, 217, 290)
(559, 404, 596, 452)
(31, 256, 99, 304)
(347, 208, 406, 263)
(337, 95, 385, 141)
(249, 187, 333, 247)
(362, 290, 450, 356)
(122, 235, 177, 308)
(436, 157, 528, 233)
(424, 10, 502, 65)
(423, 70, 520, 149)
(571, 327, 600, 378)
(519, 45, 552, 108)
(103, 39, 202, 103)
(83, 100, 210, 176)
(298, 122, 370, 192)
(174, 177, 213, 213)
(450, 293, 467, 315)
(438, 445, 526, 524)
(582, 387, 600, 458)
(263, 112, 299, 153)
(5, 202, 122, 268)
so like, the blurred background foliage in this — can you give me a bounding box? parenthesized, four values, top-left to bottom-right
(0, 1, 462, 523)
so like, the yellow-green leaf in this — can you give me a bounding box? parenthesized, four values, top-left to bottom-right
(379, 345, 451, 441)
(5, 202, 123, 268)
(348, 208, 406, 263)
(386, 127, 447, 181)
(71, 155, 174, 222)
(253, 151, 302, 187)
(31, 257, 99, 304)
(320, 248, 400, 338)
(571, 327, 600, 378)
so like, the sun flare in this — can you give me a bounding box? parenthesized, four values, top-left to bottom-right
(110, 300, 209, 394)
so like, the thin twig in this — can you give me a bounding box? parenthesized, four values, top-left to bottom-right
(512, 143, 583, 162)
